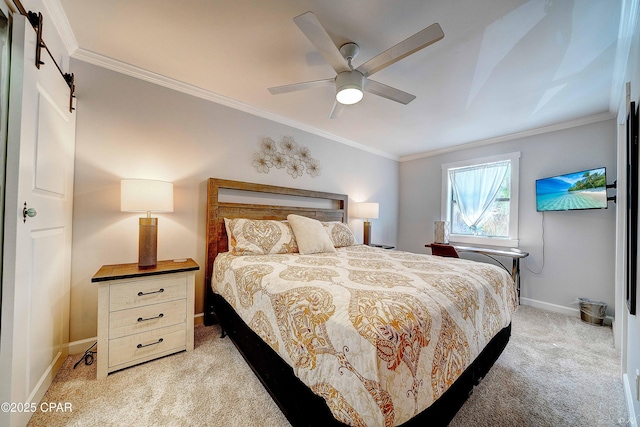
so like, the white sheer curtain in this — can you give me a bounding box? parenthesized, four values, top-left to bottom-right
(450, 161, 509, 233)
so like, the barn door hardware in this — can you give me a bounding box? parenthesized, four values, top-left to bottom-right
(26, 11, 44, 68)
(13, 0, 77, 113)
(64, 73, 76, 113)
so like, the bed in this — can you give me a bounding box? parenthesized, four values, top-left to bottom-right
(204, 178, 517, 427)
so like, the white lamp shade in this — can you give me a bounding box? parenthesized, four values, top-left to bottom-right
(355, 202, 379, 220)
(121, 179, 173, 213)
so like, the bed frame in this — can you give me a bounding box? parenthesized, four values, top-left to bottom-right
(204, 178, 511, 427)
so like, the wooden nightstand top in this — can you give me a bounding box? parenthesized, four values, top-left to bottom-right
(92, 258, 199, 283)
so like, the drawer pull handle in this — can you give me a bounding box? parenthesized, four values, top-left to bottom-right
(137, 313, 164, 322)
(137, 288, 164, 297)
(137, 338, 163, 349)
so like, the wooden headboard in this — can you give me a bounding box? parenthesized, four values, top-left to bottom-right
(204, 178, 348, 325)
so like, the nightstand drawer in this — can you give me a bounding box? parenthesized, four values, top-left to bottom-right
(109, 299, 187, 339)
(108, 323, 186, 368)
(109, 275, 187, 311)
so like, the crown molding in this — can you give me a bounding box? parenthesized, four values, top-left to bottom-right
(69, 49, 615, 164)
(400, 112, 615, 162)
(71, 48, 399, 161)
(19, 2, 629, 164)
(41, 0, 78, 55)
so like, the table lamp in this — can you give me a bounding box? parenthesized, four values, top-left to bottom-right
(121, 179, 173, 268)
(355, 202, 379, 245)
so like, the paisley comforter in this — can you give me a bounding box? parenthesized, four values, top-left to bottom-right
(212, 245, 517, 427)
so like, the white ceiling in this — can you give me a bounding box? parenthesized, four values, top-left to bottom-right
(58, 0, 622, 159)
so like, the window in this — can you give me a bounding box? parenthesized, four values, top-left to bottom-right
(441, 152, 520, 247)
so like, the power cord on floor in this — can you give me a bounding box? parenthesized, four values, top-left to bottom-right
(73, 342, 97, 369)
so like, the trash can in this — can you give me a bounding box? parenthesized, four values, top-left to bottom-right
(578, 298, 607, 325)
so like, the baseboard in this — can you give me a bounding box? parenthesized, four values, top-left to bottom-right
(519, 297, 614, 326)
(623, 373, 639, 426)
(17, 349, 68, 426)
(68, 336, 98, 356)
(194, 312, 204, 326)
(68, 313, 207, 355)
(520, 297, 580, 316)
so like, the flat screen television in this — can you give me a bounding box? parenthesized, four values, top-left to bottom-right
(535, 167, 608, 212)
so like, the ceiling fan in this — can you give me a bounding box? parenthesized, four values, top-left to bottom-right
(268, 11, 444, 118)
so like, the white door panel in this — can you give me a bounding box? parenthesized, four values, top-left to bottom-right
(35, 85, 70, 196)
(0, 13, 75, 427)
(29, 228, 65, 393)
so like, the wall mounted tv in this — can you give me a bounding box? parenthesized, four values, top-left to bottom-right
(535, 167, 608, 212)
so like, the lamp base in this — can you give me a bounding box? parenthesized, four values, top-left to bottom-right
(363, 221, 372, 245)
(139, 217, 158, 268)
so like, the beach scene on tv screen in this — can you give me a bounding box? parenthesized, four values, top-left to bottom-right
(536, 168, 607, 211)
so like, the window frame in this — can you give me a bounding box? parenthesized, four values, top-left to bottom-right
(441, 152, 521, 248)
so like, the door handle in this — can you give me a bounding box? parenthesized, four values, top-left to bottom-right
(22, 202, 37, 223)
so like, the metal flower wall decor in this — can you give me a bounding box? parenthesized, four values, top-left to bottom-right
(252, 136, 322, 178)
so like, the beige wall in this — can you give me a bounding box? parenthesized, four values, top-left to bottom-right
(69, 59, 399, 344)
(398, 119, 617, 316)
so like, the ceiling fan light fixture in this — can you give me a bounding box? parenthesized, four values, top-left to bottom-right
(335, 71, 364, 105)
(336, 87, 363, 105)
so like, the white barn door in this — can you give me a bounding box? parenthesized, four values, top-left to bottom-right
(0, 14, 76, 427)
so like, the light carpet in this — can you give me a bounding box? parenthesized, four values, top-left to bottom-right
(27, 306, 628, 427)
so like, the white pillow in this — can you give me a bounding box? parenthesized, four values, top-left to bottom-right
(287, 214, 336, 255)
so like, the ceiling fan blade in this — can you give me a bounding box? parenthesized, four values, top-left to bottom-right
(356, 23, 444, 77)
(294, 11, 350, 74)
(364, 79, 416, 104)
(268, 78, 334, 95)
(329, 100, 345, 119)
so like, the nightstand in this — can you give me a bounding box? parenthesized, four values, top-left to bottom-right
(92, 258, 199, 379)
(369, 244, 395, 249)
